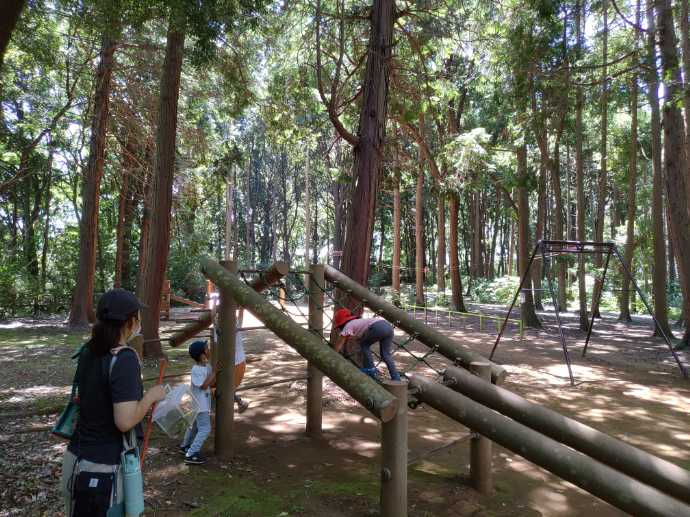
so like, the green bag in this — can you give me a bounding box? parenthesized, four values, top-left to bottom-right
(52, 345, 85, 440)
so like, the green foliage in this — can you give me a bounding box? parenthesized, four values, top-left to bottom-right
(470, 276, 521, 305)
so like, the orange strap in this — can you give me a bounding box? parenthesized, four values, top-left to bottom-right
(140, 358, 167, 469)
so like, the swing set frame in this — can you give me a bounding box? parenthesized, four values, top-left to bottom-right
(489, 240, 688, 385)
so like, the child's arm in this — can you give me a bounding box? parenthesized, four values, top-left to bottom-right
(201, 362, 221, 389)
(332, 334, 348, 353)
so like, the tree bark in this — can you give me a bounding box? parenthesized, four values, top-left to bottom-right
(532, 162, 546, 310)
(68, 34, 117, 327)
(619, 0, 640, 322)
(339, 0, 394, 308)
(114, 168, 129, 288)
(679, 0, 690, 179)
(437, 194, 446, 295)
(517, 145, 541, 328)
(140, 18, 185, 356)
(0, 0, 25, 71)
(646, 0, 672, 336)
(304, 154, 311, 268)
(655, 0, 690, 343)
(575, 0, 589, 330)
(448, 194, 466, 311)
(40, 147, 54, 294)
(392, 171, 401, 302)
(591, 0, 608, 319)
(225, 165, 235, 260)
(415, 161, 425, 305)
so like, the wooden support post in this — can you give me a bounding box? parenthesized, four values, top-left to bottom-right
(160, 279, 171, 320)
(306, 264, 325, 436)
(278, 286, 287, 311)
(381, 380, 408, 517)
(469, 361, 493, 494)
(215, 260, 237, 459)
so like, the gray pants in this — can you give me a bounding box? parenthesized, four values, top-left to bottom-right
(61, 448, 123, 516)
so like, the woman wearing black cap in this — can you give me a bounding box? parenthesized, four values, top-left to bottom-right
(60, 288, 166, 516)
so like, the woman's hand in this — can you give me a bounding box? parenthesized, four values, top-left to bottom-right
(113, 385, 166, 432)
(147, 384, 166, 403)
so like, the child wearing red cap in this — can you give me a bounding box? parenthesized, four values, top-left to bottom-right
(332, 309, 401, 381)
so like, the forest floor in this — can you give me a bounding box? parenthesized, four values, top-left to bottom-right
(0, 301, 689, 516)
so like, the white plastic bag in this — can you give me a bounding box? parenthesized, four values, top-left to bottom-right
(152, 383, 200, 438)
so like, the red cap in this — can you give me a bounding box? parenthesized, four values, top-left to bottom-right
(334, 308, 358, 329)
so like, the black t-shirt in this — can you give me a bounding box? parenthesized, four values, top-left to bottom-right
(68, 346, 143, 465)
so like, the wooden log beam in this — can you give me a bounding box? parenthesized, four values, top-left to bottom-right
(443, 365, 690, 504)
(200, 257, 398, 422)
(408, 374, 690, 517)
(323, 265, 507, 383)
(168, 261, 289, 347)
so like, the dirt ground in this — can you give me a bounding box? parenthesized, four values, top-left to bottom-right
(1, 303, 689, 517)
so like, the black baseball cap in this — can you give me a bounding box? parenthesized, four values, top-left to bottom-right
(96, 288, 147, 321)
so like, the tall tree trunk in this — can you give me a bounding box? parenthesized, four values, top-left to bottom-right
(0, 0, 25, 70)
(40, 147, 54, 294)
(392, 171, 401, 302)
(517, 145, 541, 328)
(245, 153, 255, 266)
(532, 162, 546, 310)
(679, 0, 690, 176)
(304, 154, 311, 268)
(646, 0, 672, 336)
(140, 19, 185, 356)
(591, 0, 608, 319)
(449, 194, 466, 311)
(340, 0, 394, 308)
(415, 165, 425, 305)
(225, 165, 235, 260)
(489, 190, 500, 279)
(619, 0, 640, 322)
(552, 141, 568, 310)
(68, 34, 116, 327)
(136, 160, 152, 295)
(437, 194, 446, 295)
(575, 0, 589, 330)
(656, 0, 690, 344)
(114, 168, 129, 288)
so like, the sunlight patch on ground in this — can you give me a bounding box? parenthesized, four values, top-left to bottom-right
(622, 384, 690, 413)
(528, 487, 575, 516)
(1, 384, 69, 403)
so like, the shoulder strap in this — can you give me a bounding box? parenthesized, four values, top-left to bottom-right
(110, 346, 141, 451)
(69, 343, 88, 399)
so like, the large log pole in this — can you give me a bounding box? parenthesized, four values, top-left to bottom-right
(169, 261, 289, 347)
(468, 362, 492, 494)
(200, 257, 398, 422)
(306, 264, 325, 436)
(408, 374, 690, 517)
(215, 260, 237, 458)
(443, 365, 690, 504)
(380, 380, 408, 517)
(324, 265, 507, 383)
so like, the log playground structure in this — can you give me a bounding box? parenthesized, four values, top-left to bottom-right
(162, 258, 690, 517)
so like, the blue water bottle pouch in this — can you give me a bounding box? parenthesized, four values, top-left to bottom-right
(121, 430, 145, 517)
